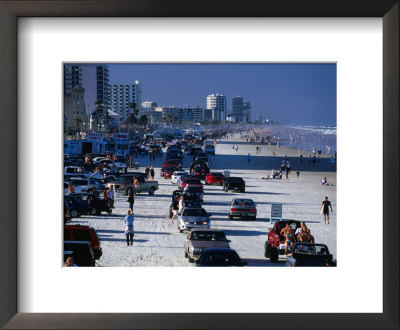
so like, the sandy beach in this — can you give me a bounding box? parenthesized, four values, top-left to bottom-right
(68, 134, 337, 267)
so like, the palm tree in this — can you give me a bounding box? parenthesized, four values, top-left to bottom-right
(139, 114, 149, 127)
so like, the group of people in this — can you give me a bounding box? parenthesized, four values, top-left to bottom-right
(145, 165, 155, 181)
(280, 221, 316, 254)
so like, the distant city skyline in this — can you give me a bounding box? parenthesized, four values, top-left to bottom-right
(82, 63, 336, 126)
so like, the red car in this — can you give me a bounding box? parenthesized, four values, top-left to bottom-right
(205, 172, 226, 185)
(164, 166, 179, 179)
(180, 178, 204, 191)
(64, 224, 102, 260)
(163, 160, 181, 168)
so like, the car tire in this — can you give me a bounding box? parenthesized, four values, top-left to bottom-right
(188, 257, 194, 263)
(106, 208, 112, 214)
(179, 229, 183, 233)
(70, 209, 80, 218)
(184, 250, 188, 258)
(149, 187, 155, 195)
(224, 187, 228, 192)
(264, 243, 272, 258)
(90, 208, 98, 216)
(270, 247, 279, 263)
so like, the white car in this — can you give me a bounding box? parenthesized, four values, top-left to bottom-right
(69, 178, 105, 193)
(171, 170, 187, 184)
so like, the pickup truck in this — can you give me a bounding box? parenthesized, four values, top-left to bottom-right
(264, 220, 302, 263)
(106, 174, 159, 195)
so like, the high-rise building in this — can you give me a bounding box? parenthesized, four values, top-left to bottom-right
(206, 94, 226, 122)
(110, 81, 142, 120)
(243, 101, 251, 123)
(232, 96, 244, 122)
(64, 87, 87, 132)
(96, 65, 110, 114)
(64, 64, 82, 96)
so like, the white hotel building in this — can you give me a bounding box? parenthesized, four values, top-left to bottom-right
(206, 93, 227, 122)
(109, 81, 142, 120)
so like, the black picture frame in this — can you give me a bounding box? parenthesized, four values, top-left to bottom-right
(0, 1, 398, 329)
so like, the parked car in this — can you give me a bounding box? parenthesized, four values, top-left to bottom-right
(195, 248, 246, 267)
(205, 172, 226, 185)
(222, 177, 246, 193)
(171, 170, 187, 184)
(183, 186, 204, 202)
(285, 243, 336, 267)
(193, 164, 210, 179)
(164, 166, 180, 179)
(64, 166, 92, 178)
(228, 198, 257, 220)
(70, 178, 105, 193)
(68, 193, 112, 215)
(180, 178, 204, 191)
(163, 159, 182, 169)
(106, 174, 159, 195)
(64, 194, 91, 218)
(264, 220, 302, 263)
(177, 173, 196, 187)
(177, 208, 211, 233)
(184, 229, 231, 263)
(64, 224, 102, 259)
(64, 241, 95, 267)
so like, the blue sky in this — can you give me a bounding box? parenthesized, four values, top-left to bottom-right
(83, 63, 336, 126)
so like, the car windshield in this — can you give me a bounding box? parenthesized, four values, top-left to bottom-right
(182, 209, 207, 217)
(71, 180, 87, 186)
(294, 244, 328, 255)
(228, 178, 243, 183)
(191, 232, 227, 242)
(233, 199, 254, 206)
(202, 252, 241, 266)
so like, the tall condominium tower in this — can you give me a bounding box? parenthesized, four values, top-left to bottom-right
(96, 65, 110, 113)
(110, 81, 142, 120)
(206, 93, 226, 122)
(243, 101, 251, 123)
(64, 64, 82, 96)
(232, 96, 244, 123)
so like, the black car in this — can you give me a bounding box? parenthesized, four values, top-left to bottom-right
(64, 195, 91, 218)
(64, 241, 95, 267)
(68, 193, 112, 215)
(193, 165, 210, 179)
(222, 177, 246, 193)
(169, 189, 202, 217)
(285, 243, 336, 267)
(195, 248, 247, 267)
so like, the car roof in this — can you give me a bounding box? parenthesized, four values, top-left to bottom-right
(232, 198, 254, 202)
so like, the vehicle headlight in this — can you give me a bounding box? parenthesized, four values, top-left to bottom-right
(202, 221, 208, 225)
(184, 221, 189, 224)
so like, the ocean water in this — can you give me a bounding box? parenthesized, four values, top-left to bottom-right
(263, 125, 337, 155)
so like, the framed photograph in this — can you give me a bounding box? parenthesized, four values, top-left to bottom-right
(0, 1, 398, 329)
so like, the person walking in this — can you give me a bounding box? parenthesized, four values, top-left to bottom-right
(296, 170, 300, 178)
(150, 165, 155, 181)
(108, 185, 115, 208)
(145, 165, 150, 179)
(247, 153, 251, 163)
(171, 195, 180, 224)
(124, 209, 134, 246)
(320, 196, 333, 224)
(178, 196, 185, 214)
(256, 146, 259, 154)
(285, 167, 289, 180)
(127, 187, 134, 211)
(133, 177, 140, 194)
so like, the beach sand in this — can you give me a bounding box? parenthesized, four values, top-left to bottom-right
(69, 134, 337, 266)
